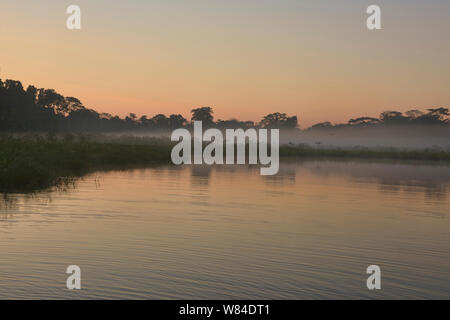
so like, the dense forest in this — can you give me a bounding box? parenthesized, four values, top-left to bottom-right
(0, 78, 448, 133)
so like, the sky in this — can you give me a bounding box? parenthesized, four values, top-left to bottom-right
(1, 0, 449, 127)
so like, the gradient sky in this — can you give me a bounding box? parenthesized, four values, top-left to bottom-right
(1, 0, 449, 127)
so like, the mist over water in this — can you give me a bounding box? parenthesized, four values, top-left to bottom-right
(1, 160, 449, 299)
(280, 126, 450, 150)
(83, 125, 450, 151)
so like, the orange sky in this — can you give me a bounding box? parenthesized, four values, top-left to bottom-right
(1, 0, 449, 127)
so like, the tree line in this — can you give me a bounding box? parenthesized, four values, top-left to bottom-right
(0, 79, 297, 132)
(309, 108, 449, 130)
(1, 78, 448, 132)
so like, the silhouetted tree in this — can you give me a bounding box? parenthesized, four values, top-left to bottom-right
(2, 77, 448, 133)
(191, 107, 214, 126)
(37, 89, 65, 114)
(285, 116, 298, 128)
(411, 108, 449, 124)
(405, 109, 424, 120)
(260, 112, 298, 128)
(168, 114, 187, 129)
(310, 121, 333, 130)
(379, 111, 409, 124)
(348, 117, 380, 126)
(152, 114, 169, 130)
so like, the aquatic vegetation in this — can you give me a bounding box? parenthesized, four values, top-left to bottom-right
(1, 136, 449, 193)
(0, 135, 172, 192)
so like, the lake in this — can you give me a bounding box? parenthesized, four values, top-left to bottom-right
(1, 160, 449, 299)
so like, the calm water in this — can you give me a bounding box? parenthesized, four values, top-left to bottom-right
(1, 160, 449, 299)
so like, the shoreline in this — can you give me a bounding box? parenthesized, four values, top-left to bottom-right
(1, 136, 449, 193)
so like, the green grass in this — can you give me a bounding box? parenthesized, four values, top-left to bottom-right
(0, 135, 172, 192)
(1, 136, 449, 193)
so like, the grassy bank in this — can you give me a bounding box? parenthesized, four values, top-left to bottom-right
(1, 136, 449, 192)
(280, 144, 450, 161)
(0, 136, 172, 192)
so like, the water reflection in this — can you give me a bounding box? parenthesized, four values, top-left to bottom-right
(297, 160, 449, 200)
(0, 177, 82, 219)
(190, 165, 212, 186)
(1, 160, 449, 216)
(0, 194, 17, 218)
(0, 159, 449, 299)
